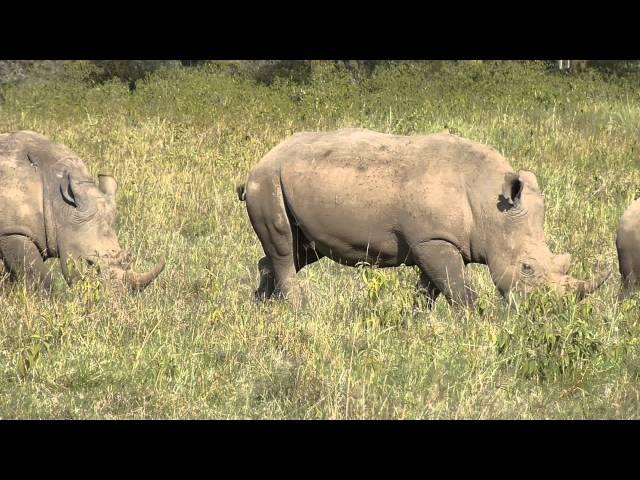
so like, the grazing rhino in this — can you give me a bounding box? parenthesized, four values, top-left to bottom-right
(0, 130, 165, 292)
(616, 198, 640, 295)
(238, 128, 609, 308)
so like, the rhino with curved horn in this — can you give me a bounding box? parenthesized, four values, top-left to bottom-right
(0, 130, 165, 292)
(238, 128, 609, 308)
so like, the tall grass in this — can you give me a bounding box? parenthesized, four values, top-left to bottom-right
(0, 60, 639, 418)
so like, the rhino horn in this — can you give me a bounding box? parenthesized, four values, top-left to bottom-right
(568, 269, 612, 301)
(124, 258, 166, 291)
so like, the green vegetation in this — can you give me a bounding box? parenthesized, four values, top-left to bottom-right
(0, 60, 639, 418)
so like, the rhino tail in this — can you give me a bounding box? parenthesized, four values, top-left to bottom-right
(236, 183, 247, 202)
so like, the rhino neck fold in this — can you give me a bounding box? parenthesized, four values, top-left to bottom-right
(41, 164, 59, 258)
(480, 234, 516, 291)
(467, 223, 489, 266)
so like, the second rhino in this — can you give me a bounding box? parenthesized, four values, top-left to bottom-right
(239, 128, 609, 308)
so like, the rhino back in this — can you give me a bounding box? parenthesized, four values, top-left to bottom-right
(10, 131, 91, 175)
(276, 129, 513, 198)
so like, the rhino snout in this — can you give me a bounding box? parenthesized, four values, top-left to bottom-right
(553, 253, 571, 275)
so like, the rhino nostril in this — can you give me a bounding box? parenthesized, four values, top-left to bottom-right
(521, 263, 535, 276)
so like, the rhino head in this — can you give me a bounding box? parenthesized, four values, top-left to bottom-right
(485, 170, 610, 300)
(52, 171, 165, 291)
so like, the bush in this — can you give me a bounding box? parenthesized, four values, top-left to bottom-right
(238, 60, 312, 85)
(0, 60, 66, 86)
(90, 60, 182, 90)
(496, 291, 605, 382)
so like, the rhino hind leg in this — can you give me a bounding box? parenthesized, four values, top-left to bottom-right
(255, 256, 276, 301)
(411, 240, 476, 309)
(245, 179, 303, 306)
(0, 235, 52, 292)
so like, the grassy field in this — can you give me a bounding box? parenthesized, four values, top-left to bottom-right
(0, 60, 639, 419)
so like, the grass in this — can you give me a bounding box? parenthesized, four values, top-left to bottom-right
(0, 60, 639, 418)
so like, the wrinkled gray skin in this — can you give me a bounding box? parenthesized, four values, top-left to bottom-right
(616, 198, 640, 295)
(239, 129, 609, 308)
(0, 131, 165, 292)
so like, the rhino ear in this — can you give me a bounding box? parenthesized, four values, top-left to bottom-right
(501, 172, 524, 209)
(517, 170, 540, 192)
(60, 173, 91, 211)
(60, 173, 78, 207)
(98, 174, 118, 197)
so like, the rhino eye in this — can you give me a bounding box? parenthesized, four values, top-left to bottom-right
(521, 263, 535, 276)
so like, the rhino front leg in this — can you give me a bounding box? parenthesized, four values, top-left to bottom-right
(411, 240, 476, 309)
(414, 270, 442, 311)
(0, 235, 53, 291)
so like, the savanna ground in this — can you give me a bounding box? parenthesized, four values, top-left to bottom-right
(0, 60, 639, 419)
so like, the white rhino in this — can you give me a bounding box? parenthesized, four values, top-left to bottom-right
(0, 130, 164, 292)
(238, 128, 609, 308)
